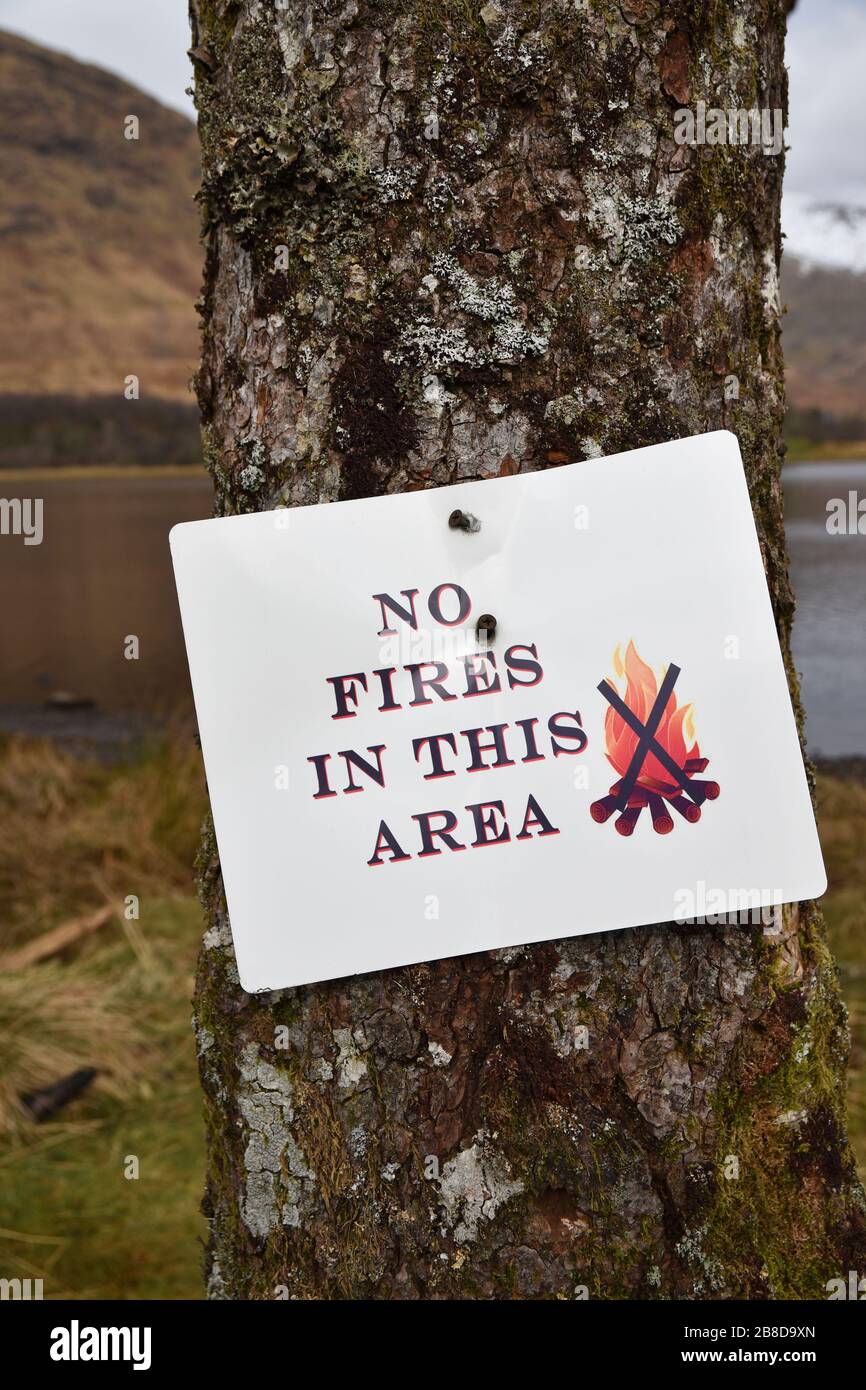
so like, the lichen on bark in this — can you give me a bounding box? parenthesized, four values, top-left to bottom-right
(189, 0, 866, 1297)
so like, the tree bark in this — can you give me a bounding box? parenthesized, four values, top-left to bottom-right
(189, 0, 865, 1298)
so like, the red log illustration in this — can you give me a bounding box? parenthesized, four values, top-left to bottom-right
(614, 802, 643, 836)
(590, 779, 623, 823)
(648, 792, 674, 835)
(671, 794, 702, 823)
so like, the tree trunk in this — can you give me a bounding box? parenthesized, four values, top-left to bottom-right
(189, 0, 865, 1298)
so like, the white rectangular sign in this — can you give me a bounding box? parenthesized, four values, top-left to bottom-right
(170, 431, 825, 991)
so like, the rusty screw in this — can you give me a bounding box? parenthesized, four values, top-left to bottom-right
(448, 508, 480, 533)
(476, 613, 497, 643)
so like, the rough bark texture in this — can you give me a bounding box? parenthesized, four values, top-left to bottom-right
(189, 0, 866, 1298)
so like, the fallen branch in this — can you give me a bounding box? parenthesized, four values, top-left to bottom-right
(0, 904, 115, 971)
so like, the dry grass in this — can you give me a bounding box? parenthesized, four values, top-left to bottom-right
(815, 772, 866, 1176)
(0, 733, 208, 1295)
(0, 733, 206, 1134)
(0, 734, 204, 953)
(0, 898, 206, 1298)
(0, 961, 140, 1131)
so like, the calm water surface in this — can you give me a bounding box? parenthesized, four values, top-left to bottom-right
(784, 460, 866, 756)
(0, 475, 211, 721)
(0, 465, 863, 754)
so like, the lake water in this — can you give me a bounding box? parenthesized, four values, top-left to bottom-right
(0, 464, 863, 754)
(0, 475, 212, 735)
(783, 461, 866, 756)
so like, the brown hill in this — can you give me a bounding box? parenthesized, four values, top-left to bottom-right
(0, 30, 861, 442)
(0, 30, 200, 401)
(781, 257, 866, 424)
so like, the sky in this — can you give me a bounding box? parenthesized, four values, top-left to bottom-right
(2, 0, 864, 203)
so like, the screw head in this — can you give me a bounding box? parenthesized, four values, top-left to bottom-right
(448, 508, 480, 533)
(476, 613, 497, 642)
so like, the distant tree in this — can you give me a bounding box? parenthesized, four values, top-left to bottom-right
(189, 0, 865, 1297)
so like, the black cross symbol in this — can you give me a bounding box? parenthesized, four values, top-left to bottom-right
(598, 663, 706, 813)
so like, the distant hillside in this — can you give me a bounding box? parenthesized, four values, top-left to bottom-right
(0, 30, 200, 402)
(0, 29, 862, 461)
(781, 258, 866, 423)
(781, 194, 866, 433)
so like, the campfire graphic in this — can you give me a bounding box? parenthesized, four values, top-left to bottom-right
(590, 641, 720, 836)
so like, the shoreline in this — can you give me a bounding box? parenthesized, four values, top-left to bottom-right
(785, 442, 866, 463)
(0, 464, 207, 481)
(0, 703, 861, 772)
(1, 438, 866, 482)
(0, 455, 865, 482)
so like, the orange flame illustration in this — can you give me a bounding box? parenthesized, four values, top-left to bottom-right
(604, 640, 699, 794)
